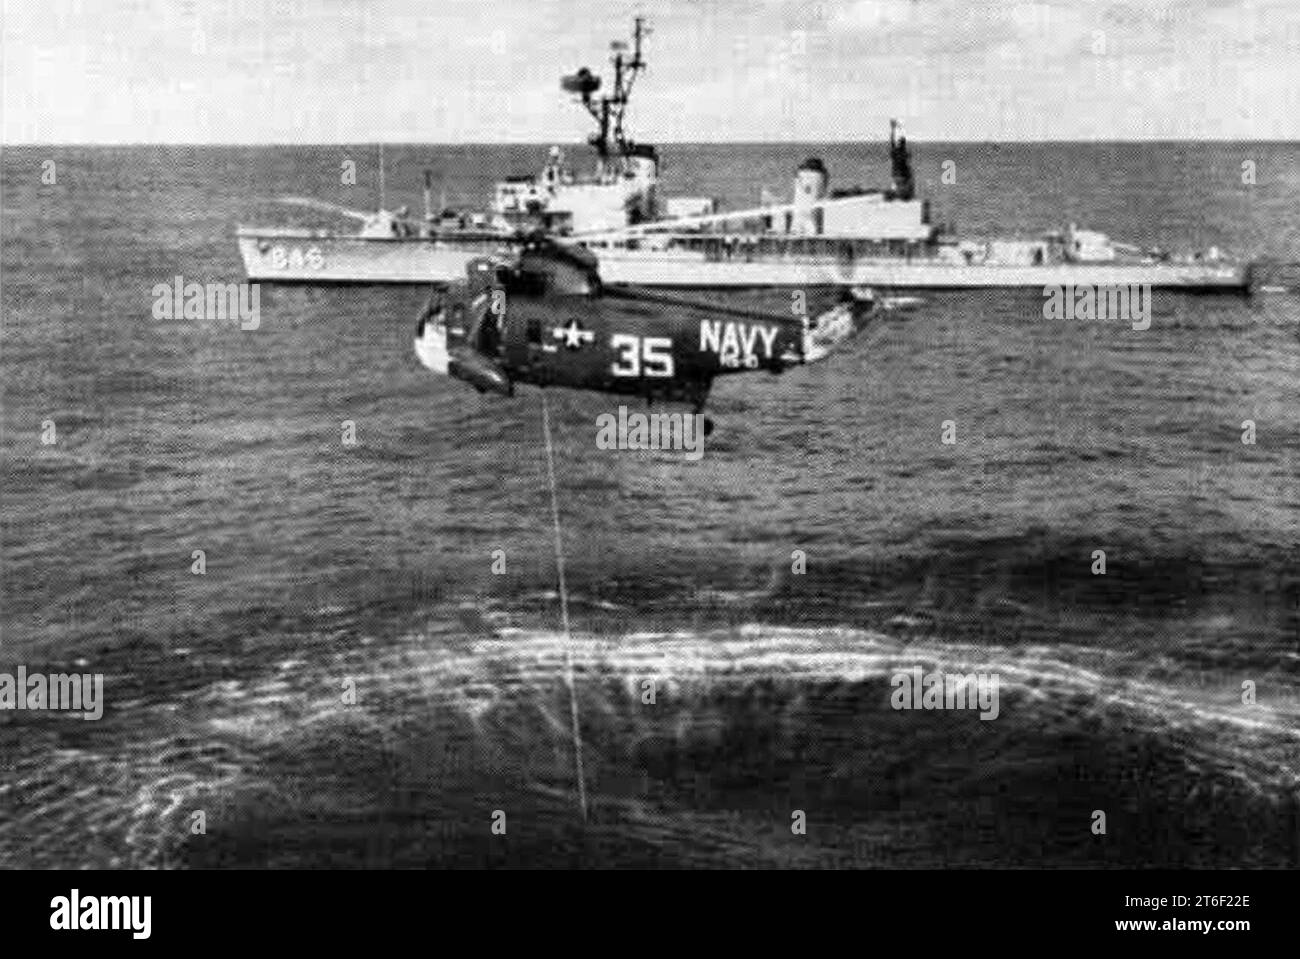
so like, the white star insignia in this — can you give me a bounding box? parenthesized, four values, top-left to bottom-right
(553, 319, 594, 349)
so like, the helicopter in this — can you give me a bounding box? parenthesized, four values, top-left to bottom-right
(412, 237, 881, 432)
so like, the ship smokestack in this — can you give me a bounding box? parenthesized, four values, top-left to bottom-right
(791, 158, 828, 235)
(889, 119, 915, 201)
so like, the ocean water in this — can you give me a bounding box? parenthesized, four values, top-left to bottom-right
(1, 141, 1298, 868)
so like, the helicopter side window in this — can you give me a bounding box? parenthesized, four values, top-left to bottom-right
(526, 319, 542, 345)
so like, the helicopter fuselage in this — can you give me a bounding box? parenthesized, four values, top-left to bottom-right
(414, 246, 869, 413)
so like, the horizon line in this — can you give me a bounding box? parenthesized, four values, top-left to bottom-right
(5, 137, 1298, 148)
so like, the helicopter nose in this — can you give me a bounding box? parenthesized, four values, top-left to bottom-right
(414, 310, 451, 375)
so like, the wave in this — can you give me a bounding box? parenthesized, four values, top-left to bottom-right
(2, 619, 1296, 868)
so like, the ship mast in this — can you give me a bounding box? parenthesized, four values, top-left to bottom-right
(609, 16, 647, 155)
(561, 17, 649, 170)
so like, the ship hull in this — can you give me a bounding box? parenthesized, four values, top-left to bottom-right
(236, 230, 513, 285)
(595, 252, 1249, 291)
(237, 230, 1249, 291)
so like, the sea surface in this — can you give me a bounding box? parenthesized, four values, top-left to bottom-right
(1, 141, 1298, 868)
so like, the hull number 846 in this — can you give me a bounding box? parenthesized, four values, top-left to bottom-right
(268, 246, 325, 270)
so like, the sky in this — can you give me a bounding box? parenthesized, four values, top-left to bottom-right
(3, 0, 1298, 143)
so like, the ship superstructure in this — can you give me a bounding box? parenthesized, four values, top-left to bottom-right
(492, 18, 659, 235)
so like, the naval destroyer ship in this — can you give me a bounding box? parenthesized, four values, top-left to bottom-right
(236, 18, 1248, 292)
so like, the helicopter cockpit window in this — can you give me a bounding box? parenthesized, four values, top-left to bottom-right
(419, 290, 445, 326)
